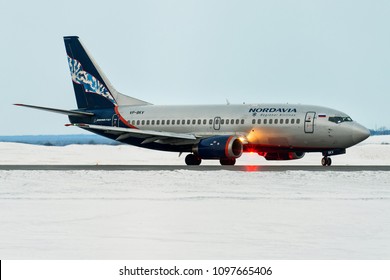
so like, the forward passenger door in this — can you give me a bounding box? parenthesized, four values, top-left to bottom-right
(304, 112, 316, 133)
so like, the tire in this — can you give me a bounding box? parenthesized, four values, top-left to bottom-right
(185, 154, 201, 165)
(220, 158, 236, 166)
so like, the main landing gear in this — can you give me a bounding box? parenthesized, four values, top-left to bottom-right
(219, 158, 236, 165)
(185, 154, 202, 165)
(184, 154, 237, 166)
(321, 157, 332, 166)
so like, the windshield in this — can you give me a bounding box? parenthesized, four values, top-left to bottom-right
(328, 116, 353, 124)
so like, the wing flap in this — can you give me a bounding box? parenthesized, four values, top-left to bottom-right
(70, 123, 197, 143)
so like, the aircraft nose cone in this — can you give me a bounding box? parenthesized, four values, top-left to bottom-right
(352, 124, 370, 144)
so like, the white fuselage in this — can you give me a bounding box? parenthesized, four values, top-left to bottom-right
(111, 103, 369, 151)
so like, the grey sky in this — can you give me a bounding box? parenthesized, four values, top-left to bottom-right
(1, 0, 389, 135)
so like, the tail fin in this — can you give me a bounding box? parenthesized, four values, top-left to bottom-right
(64, 36, 151, 109)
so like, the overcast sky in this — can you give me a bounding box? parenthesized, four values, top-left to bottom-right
(1, 0, 389, 135)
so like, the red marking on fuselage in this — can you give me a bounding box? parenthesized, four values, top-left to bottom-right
(114, 106, 138, 129)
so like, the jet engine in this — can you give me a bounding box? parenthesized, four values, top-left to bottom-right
(263, 152, 305, 161)
(193, 135, 243, 159)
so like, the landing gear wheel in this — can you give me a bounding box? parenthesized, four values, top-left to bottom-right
(321, 157, 332, 166)
(220, 158, 236, 166)
(185, 154, 202, 165)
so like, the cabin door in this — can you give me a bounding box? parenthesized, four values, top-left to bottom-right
(304, 112, 316, 133)
(112, 114, 119, 127)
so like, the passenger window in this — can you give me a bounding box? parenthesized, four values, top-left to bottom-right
(241, 119, 244, 124)
(221, 119, 225, 125)
(186, 120, 190, 125)
(192, 119, 196, 125)
(264, 119, 267, 124)
(291, 119, 295, 124)
(172, 120, 175, 125)
(157, 120, 160, 125)
(269, 119, 273, 124)
(167, 120, 170, 125)
(236, 119, 239, 125)
(182, 120, 185, 125)
(257, 119, 261, 124)
(274, 119, 278, 124)
(231, 119, 234, 124)
(280, 119, 284, 124)
(161, 120, 165, 125)
(198, 119, 201, 125)
(252, 119, 256, 124)
(285, 119, 289, 124)
(203, 119, 207, 125)
(297, 119, 300, 124)
(226, 119, 230, 125)
(209, 119, 213, 125)
(141, 120, 145, 125)
(151, 120, 155, 125)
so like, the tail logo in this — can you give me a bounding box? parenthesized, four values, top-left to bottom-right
(67, 56, 117, 105)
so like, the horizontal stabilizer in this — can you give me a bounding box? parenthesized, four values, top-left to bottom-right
(14, 104, 94, 117)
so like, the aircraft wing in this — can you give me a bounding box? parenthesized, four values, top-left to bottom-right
(69, 123, 197, 144)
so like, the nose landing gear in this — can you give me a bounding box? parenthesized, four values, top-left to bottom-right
(321, 149, 345, 166)
(321, 157, 332, 166)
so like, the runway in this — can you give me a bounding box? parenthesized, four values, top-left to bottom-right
(0, 165, 389, 171)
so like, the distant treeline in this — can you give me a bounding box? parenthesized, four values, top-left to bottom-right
(370, 129, 390, 135)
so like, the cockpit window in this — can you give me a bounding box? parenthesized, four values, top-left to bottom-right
(328, 116, 353, 124)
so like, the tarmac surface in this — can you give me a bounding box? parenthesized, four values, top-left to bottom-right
(0, 165, 389, 171)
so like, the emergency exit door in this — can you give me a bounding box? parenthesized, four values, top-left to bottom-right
(213, 117, 221, 130)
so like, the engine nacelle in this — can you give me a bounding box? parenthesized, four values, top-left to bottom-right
(193, 135, 243, 159)
(263, 152, 305, 161)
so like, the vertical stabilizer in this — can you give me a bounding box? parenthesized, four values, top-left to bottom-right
(64, 36, 151, 109)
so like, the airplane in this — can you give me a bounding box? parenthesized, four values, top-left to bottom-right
(15, 36, 370, 166)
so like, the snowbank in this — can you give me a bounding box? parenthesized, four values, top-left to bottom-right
(1, 136, 389, 165)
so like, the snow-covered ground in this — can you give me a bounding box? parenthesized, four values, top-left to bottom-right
(0, 136, 389, 259)
(0, 135, 389, 165)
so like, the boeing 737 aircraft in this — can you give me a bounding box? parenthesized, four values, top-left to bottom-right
(16, 36, 370, 166)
